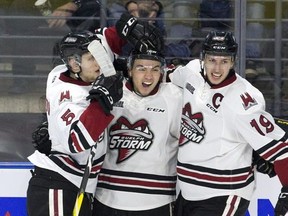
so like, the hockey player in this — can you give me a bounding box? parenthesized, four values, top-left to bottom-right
(26, 29, 124, 216)
(93, 45, 182, 216)
(29, 14, 181, 216)
(170, 30, 288, 216)
(27, 14, 166, 216)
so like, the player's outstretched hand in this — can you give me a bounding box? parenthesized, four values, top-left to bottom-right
(115, 13, 163, 53)
(32, 121, 51, 156)
(87, 72, 123, 114)
(275, 186, 288, 216)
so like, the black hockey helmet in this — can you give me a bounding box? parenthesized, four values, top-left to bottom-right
(59, 30, 98, 65)
(127, 45, 166, 70)
(202, 30, 238, 60)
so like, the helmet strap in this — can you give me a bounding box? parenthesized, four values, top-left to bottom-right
(74, 71, 81, 79)
(199, 58, 205, 77)
(74, 66, 83, 81)
(67, 55, 83, 81)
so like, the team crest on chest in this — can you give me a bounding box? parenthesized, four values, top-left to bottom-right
(180, 103, 205, 146)
(109, 117, 154, 163)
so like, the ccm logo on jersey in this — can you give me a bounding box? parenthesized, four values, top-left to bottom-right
(147, 107, 165, 113)
(109, 117, 154, 163)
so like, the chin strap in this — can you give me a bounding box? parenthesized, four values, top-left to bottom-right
(75, 72, 80, 79)
(71, 67, 83, 81)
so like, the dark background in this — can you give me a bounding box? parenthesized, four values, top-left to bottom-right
(0, 113, 44, 161)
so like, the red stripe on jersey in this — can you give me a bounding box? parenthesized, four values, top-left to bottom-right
(54, 189, 59, 215)
(262, 141, 288, 159)
(55, 155, 103, 177)
(91, 164, 102, 173)
(71, 132, 83, 152)
(99, 175, 176, 189)
(225, 195, 237, 216)
(177, 167, 249, 183)
(61, 156, 77, 167)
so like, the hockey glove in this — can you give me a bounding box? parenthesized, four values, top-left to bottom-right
(164, 64, 176, 83)
(87, 71, 123, 114)
(252, 150, 276, 178)
(170, 58, 189, 67)
(116, 13, 164, 52)
(165, 59, 187, 82)
(275, 186, 288, 216)
(32, 121, 51, 156)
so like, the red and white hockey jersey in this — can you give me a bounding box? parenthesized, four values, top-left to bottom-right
(95, 80, 182, 210)
(171, 59, 287, 201)
(28, 27, 125, 194)
(28, 65, 112, 193)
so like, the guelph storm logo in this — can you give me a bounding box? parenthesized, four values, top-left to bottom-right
(109, 117, 154, 163)
(179, 103, 205, 146)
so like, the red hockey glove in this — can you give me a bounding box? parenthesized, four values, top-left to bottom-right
(87, 72, 123, 114)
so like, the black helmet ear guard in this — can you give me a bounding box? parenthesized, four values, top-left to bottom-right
(201, 30, 238, 60)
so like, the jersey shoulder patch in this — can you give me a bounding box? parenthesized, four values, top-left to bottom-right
(226, 77, 265, 114)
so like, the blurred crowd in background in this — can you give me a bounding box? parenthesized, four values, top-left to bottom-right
(0, 0, 287, 127)
(0, 1, 288, 111)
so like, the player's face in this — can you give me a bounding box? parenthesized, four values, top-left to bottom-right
(79, 52, 101, 83)
(127, 2, 139, 17)
(204, 54, 234, 85)
(129, 59, 162, 96)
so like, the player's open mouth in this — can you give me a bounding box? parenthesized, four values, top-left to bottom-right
(212, 73, 221, 78)
(142, 82, 152, 87)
